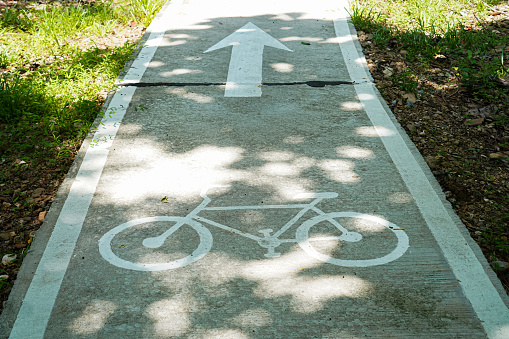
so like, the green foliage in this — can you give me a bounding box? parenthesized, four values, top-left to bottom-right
(0, 74, 33, 123)
(0, 6, 31, 31)
(0, 0, 139, 167)
(0, 45, 12, 67)
(349, 0, 508, 102)
(121, 0, 167, 27)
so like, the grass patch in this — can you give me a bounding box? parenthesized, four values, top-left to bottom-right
(0, 0, 166, 155)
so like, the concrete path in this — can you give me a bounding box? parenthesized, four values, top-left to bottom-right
(2, 0, 509, 337)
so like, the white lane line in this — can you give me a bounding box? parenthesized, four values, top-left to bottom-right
(7, 1, 185, 338)
(332, 2, 509, 338)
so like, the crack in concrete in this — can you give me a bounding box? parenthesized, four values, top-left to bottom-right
(115, 80, 354, 88)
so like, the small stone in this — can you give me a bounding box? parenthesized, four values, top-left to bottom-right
(403, 92, 417, 104)
(490, 261, 509, 272)
(406, 123, 417, 132)
(489, 152, 509, 159)
(383, 68, 394, 78)
(38, 211, 48, 222)
(2, 254, 16, 265)
(32, 188, 44, 198)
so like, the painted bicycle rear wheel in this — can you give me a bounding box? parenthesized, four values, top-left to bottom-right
(99, 216, 213, 271)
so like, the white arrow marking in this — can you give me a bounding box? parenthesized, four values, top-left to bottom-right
(204, 22, 292, 97)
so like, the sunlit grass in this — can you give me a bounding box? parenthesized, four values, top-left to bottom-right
(349, 0, 508, 97)
(0, 0, 151, 160)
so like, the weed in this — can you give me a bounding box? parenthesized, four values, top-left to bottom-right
(120, 0, 167, 27)
(393, 70, 418, 92)
(0, 6, 31, 31)
(0, 74, 33, 123)
(0, 269, 10, 289)
(0, 45, 12, 67)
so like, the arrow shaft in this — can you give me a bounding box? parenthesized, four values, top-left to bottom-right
(225, 44, 264, 97)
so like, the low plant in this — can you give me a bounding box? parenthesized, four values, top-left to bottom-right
(121, 0, 167, 27)
(0, 74, 33, 123)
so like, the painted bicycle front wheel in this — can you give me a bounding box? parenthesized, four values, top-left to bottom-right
(296, 212, 409, 267)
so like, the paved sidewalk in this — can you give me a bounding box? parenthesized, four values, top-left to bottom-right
(2, 0, 509, 337)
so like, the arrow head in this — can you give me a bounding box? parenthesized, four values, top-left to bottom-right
(204, 22, 292, 53)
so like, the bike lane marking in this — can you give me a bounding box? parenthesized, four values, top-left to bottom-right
(3, 0, 508, 338)
(5, 1, 186, 338)
(333, 3, 509, 337)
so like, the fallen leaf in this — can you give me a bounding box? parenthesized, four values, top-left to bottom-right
(383, 68, 394, 78)
(465, 118, 484, 126)
(403, 92, 417, 104)
(38, 211, 48, 222)
(161, 196, 169, 203)
(301, 42, 310, 45)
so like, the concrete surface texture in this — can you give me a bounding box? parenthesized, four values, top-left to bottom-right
(2, 0, 509, 338)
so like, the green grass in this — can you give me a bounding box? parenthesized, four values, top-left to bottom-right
(0, 0, 167, 148)
(123, 0, 167, 27)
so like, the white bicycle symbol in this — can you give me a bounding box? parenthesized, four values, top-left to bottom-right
(99, 186, 409, 271)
